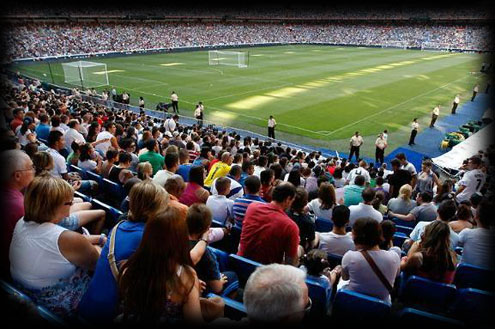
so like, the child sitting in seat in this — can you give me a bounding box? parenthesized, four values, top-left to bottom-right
(300, 249, 342, 286)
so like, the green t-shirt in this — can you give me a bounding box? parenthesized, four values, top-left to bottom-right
(343, 185, 365, 206)
(369, 178, 376, 188)
(138, 151, 164, 175)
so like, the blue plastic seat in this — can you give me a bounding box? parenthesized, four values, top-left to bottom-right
(91, 198, 123, 226)
(397, 307, 464, 327)
(453, 263, 494, 291)
(326, 253, 343, 268)
(390, 217, 415, 228)
(206, 293, 247, 320)
(69, 164, 87, 179)
(0, 280, 66, 327)
(228, 254, 262, 287)
(86, 170, 103, 186)
(395, 225, 413, 235)
(306, 275, 332, 318)
(450, 288, 494, 325)
(331, 290, 391, 322)
(102, 178, 124, 201)
(400, 275, 457, 312)
(393, 232, 407, 247)
(208, 246, 230, 273)
(315, 217, 333, 232)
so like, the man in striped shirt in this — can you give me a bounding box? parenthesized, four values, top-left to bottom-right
(233, 175, 266, 228)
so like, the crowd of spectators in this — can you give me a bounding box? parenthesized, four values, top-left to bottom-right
(1, 71, 494, 325)
(5, 21, 492, 60)
(2, 5, 492, 20)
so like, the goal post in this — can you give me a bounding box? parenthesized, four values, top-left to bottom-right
(208, 50, 248, 68)
(61, 61, 109, 88)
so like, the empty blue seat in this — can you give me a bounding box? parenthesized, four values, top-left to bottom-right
(400, 275, 457, 312)
(331, 290, 391, 322)
(327, 253, 343, 268)
(315, 217, 333, 232)
(228, 254, 262, 287)
(306, 275, 332, 318)
(102, 178, 124, 201)
(397, 307, 464, 327)
(450, 288, 494, 325)
(454, 263, 494, 291)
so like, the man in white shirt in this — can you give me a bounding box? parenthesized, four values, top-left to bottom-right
(348, 188, 383, 227)
(349, 131, 363, 163)
(408, 118, 419, 146)
(375, 133, 387, 165)
(195, 102, 204, 127)
(268, 115, 277, 139)
(455, 156, 486, 203)
(346, 160, 371, 185)
(164, 115, 178, 133)
(171, 91, 179, 114)
(318, 205, 355, 256)
(153, 153, 179, 187)
(94, 122, 116, 156)
(47, 131, 69, 179)
(429, 105, 440, 128)
(206, 177, 234, 226)
(451, 94, 460, 114)
(396, 153, 417, 188)
(65, 119, 86, 152)
(253, 155, 267, 178)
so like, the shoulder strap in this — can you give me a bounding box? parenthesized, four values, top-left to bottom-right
(360, 250, 393, 294)
(107, 220, 125, 281)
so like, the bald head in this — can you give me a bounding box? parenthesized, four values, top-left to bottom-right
(0, 150, 34, 189)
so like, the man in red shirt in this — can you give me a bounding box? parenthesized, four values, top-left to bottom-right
(238, 182, 301, 266)
(0, 150, 35, 279)
(10, 108, 25, 132)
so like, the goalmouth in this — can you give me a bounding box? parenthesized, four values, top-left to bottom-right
(61, 61, 109, 88)
(208, 50, 249, 68)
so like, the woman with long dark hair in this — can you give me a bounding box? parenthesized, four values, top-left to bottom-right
(118, 207, 203, 324)
(307, 182, 336, 220)
(400, 220, 457, 283)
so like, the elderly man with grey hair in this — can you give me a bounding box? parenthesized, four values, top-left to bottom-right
(244, 264, 309, 324)
(0, 150, 35, 279)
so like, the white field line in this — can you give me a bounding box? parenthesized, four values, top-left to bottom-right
(323, 74, 472, 137)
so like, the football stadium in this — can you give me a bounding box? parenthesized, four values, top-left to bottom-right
(0, 1, 493, 327)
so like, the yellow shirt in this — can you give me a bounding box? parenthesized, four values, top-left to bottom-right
(204, 162, 231, 187)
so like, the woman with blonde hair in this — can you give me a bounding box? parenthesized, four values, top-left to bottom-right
(9, 175, 101, 317)
(387, 184, 416, 215)
(32, 151, 54, 176)
(136, 161, 153, 180)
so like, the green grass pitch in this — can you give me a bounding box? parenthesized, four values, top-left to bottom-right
(12, 45, 487, 154)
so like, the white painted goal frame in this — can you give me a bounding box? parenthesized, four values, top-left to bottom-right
(62, 61, 109, 88)
(208, 50, 249, 68)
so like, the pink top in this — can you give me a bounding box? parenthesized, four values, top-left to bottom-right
(1, 188, 25, 277)
(179, 182, 206, 206)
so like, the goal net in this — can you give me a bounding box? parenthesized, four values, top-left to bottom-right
(62, 61, 109, 88)
(421, 42, 453, 51)
(381, 40, 409, 49)
(208, 50, 248, 68)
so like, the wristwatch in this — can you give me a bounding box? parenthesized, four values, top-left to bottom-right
(199, 238, 208, 246)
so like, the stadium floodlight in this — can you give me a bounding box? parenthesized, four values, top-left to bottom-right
(381, 40, 409, 50)
(62, 61, 109, 88)
(420, 42, 453, 52)
(208, 50, 249, 68)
